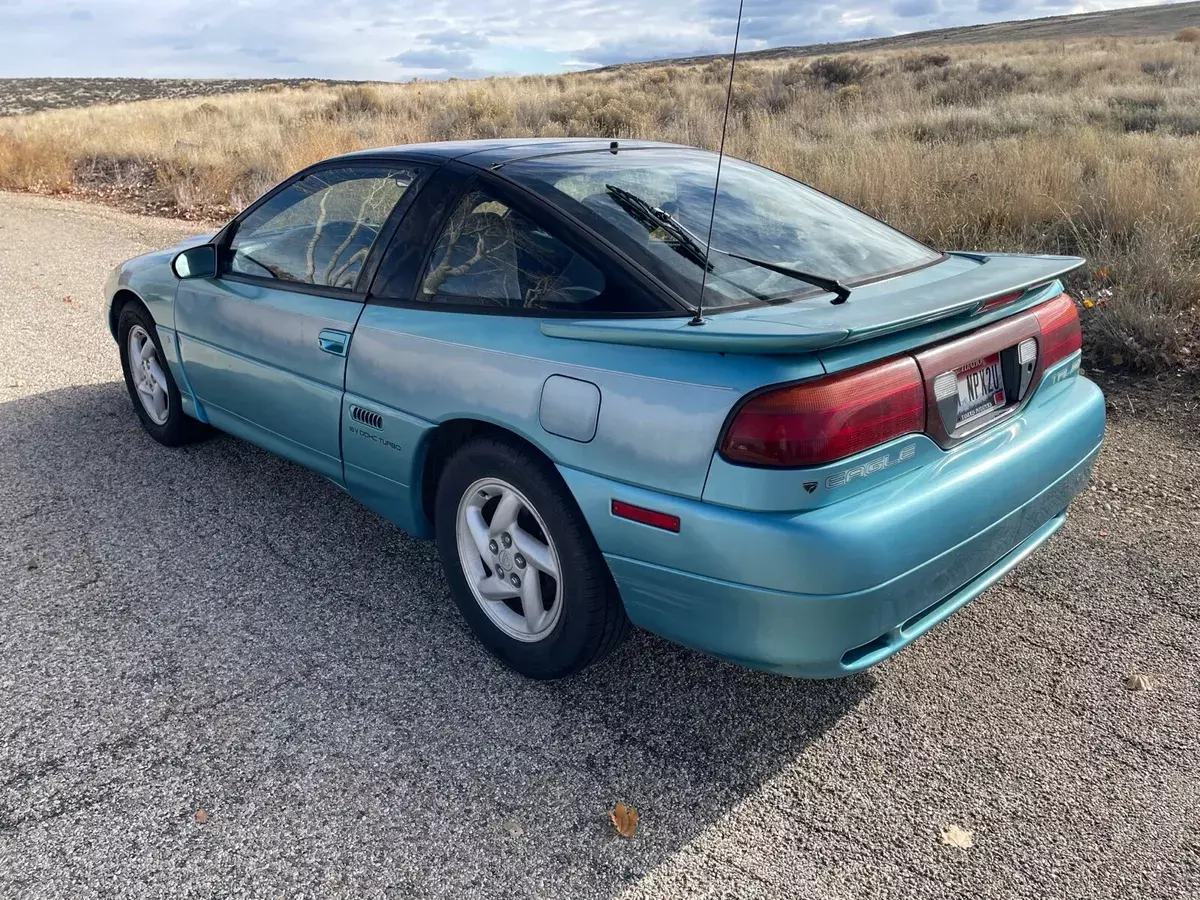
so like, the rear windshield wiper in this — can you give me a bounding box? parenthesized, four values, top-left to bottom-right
(603, 184, 851, 305)
(712, 250, 851, 305)
(604, 184, 712, 271)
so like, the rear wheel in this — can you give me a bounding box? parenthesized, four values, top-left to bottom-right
(117, 302, 208, 446)
(434, 435, 629, 679)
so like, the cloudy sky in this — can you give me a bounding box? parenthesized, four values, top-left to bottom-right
(0, 0, 1179, 79)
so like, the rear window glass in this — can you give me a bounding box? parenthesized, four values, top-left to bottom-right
(504, 149, 941, 310)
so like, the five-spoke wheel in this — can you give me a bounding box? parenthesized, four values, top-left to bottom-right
(117, 301, 208, 446)
(457, 478, 563, 641)
(127, 323, 170, 425)
(436, 435, 630, 679)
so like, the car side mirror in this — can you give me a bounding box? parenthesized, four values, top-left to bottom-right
(172, 245, 217, 280)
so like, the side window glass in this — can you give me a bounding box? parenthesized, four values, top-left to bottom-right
(228, 166, 418, 289)
(418, 189, 606, 310)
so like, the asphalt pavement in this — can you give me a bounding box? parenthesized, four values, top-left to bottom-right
(1, 191, 1197, 899)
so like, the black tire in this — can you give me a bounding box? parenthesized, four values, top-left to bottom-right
(434, 435, 630, 679)
(117, 301, 209, 447)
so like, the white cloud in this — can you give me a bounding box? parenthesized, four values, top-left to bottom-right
(0, 0, 1187, 79)
(838, 9, 879, 28)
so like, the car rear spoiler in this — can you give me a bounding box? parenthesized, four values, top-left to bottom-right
(542, 253, 1085, 355)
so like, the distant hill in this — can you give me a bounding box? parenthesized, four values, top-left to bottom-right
(0, 78, 357, 118)
(607, 0, 1200, 69)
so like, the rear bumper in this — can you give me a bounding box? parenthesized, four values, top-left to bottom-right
(559, 368, 1105, 677)
(605, 451, 1089, 677)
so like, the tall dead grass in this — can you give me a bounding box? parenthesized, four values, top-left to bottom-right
(2, 36, 1198, 370)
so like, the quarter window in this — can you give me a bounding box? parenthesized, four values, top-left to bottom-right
(418, 189, 607, 310)
(228, 166, 419, 290)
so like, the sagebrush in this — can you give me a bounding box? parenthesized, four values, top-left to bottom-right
(2, 36, 1198, 371)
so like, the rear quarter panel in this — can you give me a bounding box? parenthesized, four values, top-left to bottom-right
(342, 305, 826, 533)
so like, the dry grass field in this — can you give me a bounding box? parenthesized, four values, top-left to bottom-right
(2, 33, 1199, 370)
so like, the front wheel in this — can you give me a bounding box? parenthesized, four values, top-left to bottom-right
(434, 436, 630, 679)
(117, 302, 208, 446)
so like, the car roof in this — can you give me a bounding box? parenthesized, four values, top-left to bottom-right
(330, 137, 697, 168)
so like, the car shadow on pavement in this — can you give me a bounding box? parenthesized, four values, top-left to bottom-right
(0, 382, 873, 896)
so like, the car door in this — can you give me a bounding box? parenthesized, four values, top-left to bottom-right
(174, 161, 426, 481)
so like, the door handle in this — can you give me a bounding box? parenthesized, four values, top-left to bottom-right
(318, 329, 350, 357)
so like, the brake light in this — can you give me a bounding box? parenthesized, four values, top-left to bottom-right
(1033, 293, 1082, 368)
(979, 290, 1024, 313)
(720, 357, 927, 467)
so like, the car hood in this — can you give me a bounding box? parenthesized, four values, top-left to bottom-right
(173, 232, 218, 250)
(114, 232, 216, 277)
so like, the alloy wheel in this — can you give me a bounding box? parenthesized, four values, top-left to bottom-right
(456, 477, 564, 642)
(127, 324, 170, 425)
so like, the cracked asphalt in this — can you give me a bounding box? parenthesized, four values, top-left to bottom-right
(1, 190, 1198, 899)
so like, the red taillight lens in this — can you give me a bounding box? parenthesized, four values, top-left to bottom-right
(979, 289, 1024, 313)
(1033, 293, 1082, 368)
(720, 357, 927, 467)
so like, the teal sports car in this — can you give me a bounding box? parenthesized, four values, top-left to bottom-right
(104, 138, 1106, 679)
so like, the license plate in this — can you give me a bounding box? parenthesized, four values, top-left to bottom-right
(956, 354, 1006, 426)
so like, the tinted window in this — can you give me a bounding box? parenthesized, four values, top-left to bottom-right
(505, 149, 942, 309)
(418, 189, 607, 311)
(228, 166, 418, 289)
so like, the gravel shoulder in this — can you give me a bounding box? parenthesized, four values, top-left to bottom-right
(1, 191, 1197, 899)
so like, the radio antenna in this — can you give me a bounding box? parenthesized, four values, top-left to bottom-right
(689, 0, 745, 327)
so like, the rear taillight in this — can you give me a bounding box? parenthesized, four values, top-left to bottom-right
(978, 289, 1024, 313)
(719, 357, 927, 468)
(1033, 293, 1082, 368)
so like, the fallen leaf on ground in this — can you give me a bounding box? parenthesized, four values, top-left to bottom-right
(500, 819, 524, 838)
(609, 802, 638, 839)
(1125, 673, 1152, 692)
(940, 824, 974, 849)
(194, 808, 208, 824)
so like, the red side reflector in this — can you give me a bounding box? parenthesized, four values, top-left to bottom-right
(611, 499, 680, 533)
(719, 357, 927, 468)
(1032, 292, 1082, 368)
